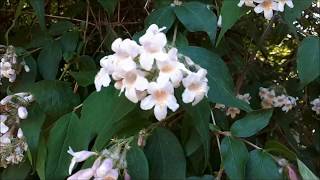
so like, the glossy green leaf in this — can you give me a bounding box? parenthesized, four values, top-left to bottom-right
(59, 31, 79, 61)
(297, 36, 320, 87)
(174, 2, 217, 44)
(246, 150, 281, 180)
(126, 146, 149, 179)
(216, 1, 246, 45)
(1, 160, 31, 180)
(36, 136, 47, 180)
(297, 159, 320, 180)
(29, 0, 46, 30)
(179, 46, 252, 111)
(145, 128, 186, 179)
(70, 71, 96, 87)
(265, 140, 297, 161)
(230, 109, 273, 137)
(98, 0, 118, 16)
(145, 6, 176, 32)
(37, 41, 62, 80)
(221, 136, 249, 180)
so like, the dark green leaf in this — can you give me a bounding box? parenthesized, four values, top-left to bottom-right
(174, 2, 217, 44)
(59, 31, 80, 61)
(98, 0, 118, 16)
(29, 0, 46, 30)
(187, 175, 215, 180)
(1, 160, 31, 180)
(37, 41, 62, 80)
(145, 128, 186, 179)
(246, 150, 281, 180)
(145, 6, 176, 32)
(265, 140, 297, 160)
(216, 1, 246, 45)
(70, 71, 96, 87)
(179, 46, 252, 111)
(36, 136, 47, 180)
(297, 36, 320, 87)
(76, 55, 97, 71)
(230, 109, 273, 137)
(126, 146, 149, 179)
(297, 159, 319, 180)
(221, 136, 249, 180)
(49, 21, 75, 36)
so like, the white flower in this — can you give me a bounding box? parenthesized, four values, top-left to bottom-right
(254, 0, 278, 20)
(18, 106, 28, 119)
(311, 97, 320, 115)
(95, 68, 112, 92)
(226, 107, 241, 119)
(215, 103, 226, 109)
(67, 147, 97, 175)
(0, 132, 11, 144)
(110, 38, 140, 71)
(17, 128, 23, 139)
(113, 70, 149, 103)
(236, 93, 251, 104)
(182, 69, 209, 106)
(140, 81, 179, 121)
(67, 168, 95, 180)
(94, 158, 119, 180)
(139, 24, 168, 71)
(157, 48, 186, 87)
(276, 0, 293, 12)
(273, 94, 287, 107)
(238, 0, 256, 7)
(281, 96, 296, 112)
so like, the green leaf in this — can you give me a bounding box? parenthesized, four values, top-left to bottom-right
(284, 0, 313, 34)
(216, 1, 246, 45)
(28, 80, 80, 121)
(221, 136, 249, 180)
(297, 36, 320, 87)
(37, 41, 62, 80)
(179, 46, 252, 111)
(1, 160, 31, 180)
(29, 0, 46, 30)
(46, 113, 89, 180)
(36, 137, 47, 180)
(20, 103, 46, 167)
(145, 6, 176, 32)
(75, 55, 97, 71)
(174, 2, 217, 44)
(59, 31, 79, 61)
(187, 175, 215, 180)
(297, 159, 319, 180)
(49, 21, 75, 36)
(70, 71, 96, 87)
(265, 140, 297, 161)
(98, 0, 118, 16)
(230, 109, 273, 137)
(126, 146, 149, 179)
(144, 128, 186, 179)
(246, 150, 281, 180)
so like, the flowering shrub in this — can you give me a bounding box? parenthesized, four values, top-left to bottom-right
(0, 0, 319, 180)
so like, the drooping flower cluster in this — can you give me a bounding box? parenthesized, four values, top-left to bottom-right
(215, 93, 251, 119)
(68, 139, 131, 180)
(95, 24, 209, 121)
(310, 96, 320, 115)
(0, 92, 34, 168)
(0, 45, 29, 85)
(238, 0, 294, 20)
(259, 87, 297, 112)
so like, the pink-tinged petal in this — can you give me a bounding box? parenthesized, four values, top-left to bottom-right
(92, 157, 102, 171)
(0, 122, 9, 134)
(272, 2, 279, 10)
(153, 51, 168, 62)
(264, 9, 273, 20)
(154, 104, 167, 121)
(104, 169, 119, 180)
(166, 95, 179, 112)
(140, 95, 155, 110)
(135, 76, 149, 91)
(286, 0, 294, 8)
(254, 5, 264, 13)
(168, 48, 178, 61)
(157, 74, 170, 85)
(278, 3, 285, 11)
(182, 89, 195, 104)
(111, 38, 123, 53)
(192, 93, 205, 106)
(96, 158, 114, 178)
(125, 88, 139, 103)
(67, 168, 94, 180)
(17, 128, 24, 138)
(170, 71, 183, 87)
(140, 52, 154, 71)
(147, 82, 158, 94)
(124, 170, 131, 180)
(95, 68, 111, 92)
(119, 59, 136, 71)
(18, 106, 28, 119)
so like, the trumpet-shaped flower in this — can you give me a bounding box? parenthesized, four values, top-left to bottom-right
(140, 81, 179, 120)
(254, 0, 278, 20)
(182, 69, 209, 106)
(226, 107, 241, 119)
(67, 147, 97, 175)
(94, 158, 119, 180)
(67, 168, 95, 180)
(139, 24, 168, 71)
(276, 0, 293, 12)
(157, 48, 186, 87)
(238, 0, 256, 7)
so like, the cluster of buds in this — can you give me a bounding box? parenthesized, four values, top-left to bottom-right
(215, 93, 251, 119)
(259, 87, 297, 112)
(68, 139, 132, 180)
(238, 0, 294, 20)
(0, 92, 34, 168)
(0, 45, 30, 85)
(94, 24, 209, 121)
(310, 96, 320, 115)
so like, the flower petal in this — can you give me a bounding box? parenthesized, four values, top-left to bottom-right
(182, 89, 195, 104)
(254, 5, 264, 13)
(140, 52, 154, 71)
(67, 168, 94, 180)
(140, 95, 155, 110)
(167, 95, 179, 112)
(96, 158, 114, 178)
(154, 104, 167, 121)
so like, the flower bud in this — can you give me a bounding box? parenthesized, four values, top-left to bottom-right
(18, 106, 28, 119)
(67, 147, 97, 174)
(17, 128, 24, 139)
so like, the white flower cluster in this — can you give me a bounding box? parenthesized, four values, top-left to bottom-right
(94, 24, 209, 121)
(68, 140, 131, 180)
(0, 46, 30, 85)
(238, 0, 294, 20)
(215, 93, 251, 119)
(0, 92, 34, 168)
(259, 87, 297, 112)
(310, 96, 320, 115)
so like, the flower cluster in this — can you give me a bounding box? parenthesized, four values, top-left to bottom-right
(259, 87, 297, 112)
(215, 93, 251, 119)
(0, 45, 29, 85)
(94, 24, 209, 121)
(68, 139, 131, 180)
(0, 92, 34, 168)
(238, 0, 294, 20)
(310, 96, 320, 115)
